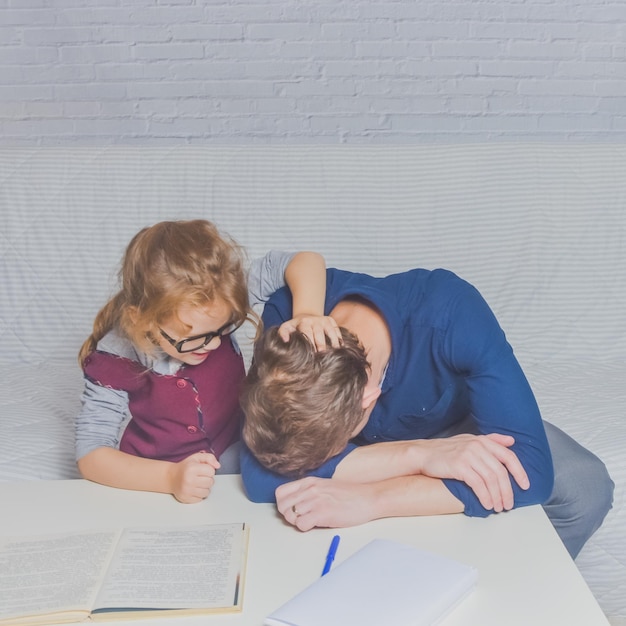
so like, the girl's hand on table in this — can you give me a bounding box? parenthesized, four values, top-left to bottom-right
(169, 451, 220, 504)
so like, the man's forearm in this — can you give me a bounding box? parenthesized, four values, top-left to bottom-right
(365, 474, 465, 518)
(275, 473, 464, 531)
(332, 433, 530, 514)
(333, 440, 423, 482)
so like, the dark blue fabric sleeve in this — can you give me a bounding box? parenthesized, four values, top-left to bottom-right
(440, 282, 554, 516)
(240, 440, 356, 503)
(259, 285, 293, 328)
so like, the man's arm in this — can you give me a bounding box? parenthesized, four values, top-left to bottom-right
(275, 474, 464, 532)
(239, 438, 351, 503)
(271, 432, 530, 531)
(438, 281, 554, 515)
(240, 427, 526, 513)
(332, 433, 529, 513)
(240, 421, 468, 527)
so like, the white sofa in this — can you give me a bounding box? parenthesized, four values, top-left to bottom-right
(1, 145, 624, 623)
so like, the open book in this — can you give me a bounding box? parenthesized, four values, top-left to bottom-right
(265, 538, 478, 626)
(0, 523, 248, 625)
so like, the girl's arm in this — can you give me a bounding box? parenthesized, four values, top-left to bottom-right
(77, 447, 219, 503)
(284, 251, 326, 318)
(282, 251, 342, 349)
(248, 250, 341, 350)
(77, 365, 218, 503)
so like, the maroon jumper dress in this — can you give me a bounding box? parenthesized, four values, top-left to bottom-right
(83, 338, 245, 462)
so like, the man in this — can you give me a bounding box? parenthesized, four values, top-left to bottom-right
(240, 267, 613, 558)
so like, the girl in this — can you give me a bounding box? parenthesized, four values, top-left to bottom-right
(76, 219, 340, 503)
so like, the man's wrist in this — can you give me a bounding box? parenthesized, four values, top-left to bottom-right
(401, 439, 429, 475)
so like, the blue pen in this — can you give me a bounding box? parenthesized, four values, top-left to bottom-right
(321, 534, 341, 576)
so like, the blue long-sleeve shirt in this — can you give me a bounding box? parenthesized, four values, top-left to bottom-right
(241, 267, 554, 516)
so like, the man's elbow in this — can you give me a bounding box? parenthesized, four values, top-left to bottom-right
(241, 475, 276, 503)
(522, 460, 555, 506)
(530, 472, 555, 505)
(239, 456, 279, 503)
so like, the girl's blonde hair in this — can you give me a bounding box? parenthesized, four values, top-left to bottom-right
(79, 220, 255, 366)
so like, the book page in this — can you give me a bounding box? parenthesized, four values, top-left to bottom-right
(0, 531, 120, 623)
(94, 523, 247, 612)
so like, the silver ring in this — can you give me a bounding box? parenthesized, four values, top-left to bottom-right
(292, 504, 299, 516)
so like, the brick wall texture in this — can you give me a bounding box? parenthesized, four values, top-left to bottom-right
(1, 0, 625, 144)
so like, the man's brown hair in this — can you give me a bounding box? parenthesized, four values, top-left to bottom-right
(241, 326, 370, 476)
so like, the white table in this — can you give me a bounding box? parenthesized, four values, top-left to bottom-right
(0, 477, 609, 626)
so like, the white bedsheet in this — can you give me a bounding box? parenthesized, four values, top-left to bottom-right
(0, 363, 81, 482)
(1, 145, 624, 621)
(527, 361, 626, 616)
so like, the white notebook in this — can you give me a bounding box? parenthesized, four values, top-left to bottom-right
(265, 539, 478, 626)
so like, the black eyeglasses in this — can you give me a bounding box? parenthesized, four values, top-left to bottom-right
(159, 319, 243, 354)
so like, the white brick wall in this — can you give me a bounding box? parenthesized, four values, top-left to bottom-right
(1, 0, 625, 144)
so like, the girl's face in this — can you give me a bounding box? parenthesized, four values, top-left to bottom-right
(157, 299, 234, 366)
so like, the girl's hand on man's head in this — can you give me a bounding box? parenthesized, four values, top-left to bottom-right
(278, 315, 343, 351)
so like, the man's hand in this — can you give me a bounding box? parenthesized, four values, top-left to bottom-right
(278, 314, 343, 351)
(275, 477, 376, 531)
(272, 433, 530, 529)
(168, 451, 220, 504)
(275, 473, 464, 530)
(333, 432, 529, 513)
(416, 433, 529, 512)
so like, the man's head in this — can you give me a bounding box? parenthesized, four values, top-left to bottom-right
(241, 326, 372, 476)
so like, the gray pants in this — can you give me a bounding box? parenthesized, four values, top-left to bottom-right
(542, 421, 614, 559)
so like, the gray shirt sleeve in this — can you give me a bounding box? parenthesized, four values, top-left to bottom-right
(75, 330, 140, 461)
(75, 379, 129, 461)
(247, 250, 296, 309)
